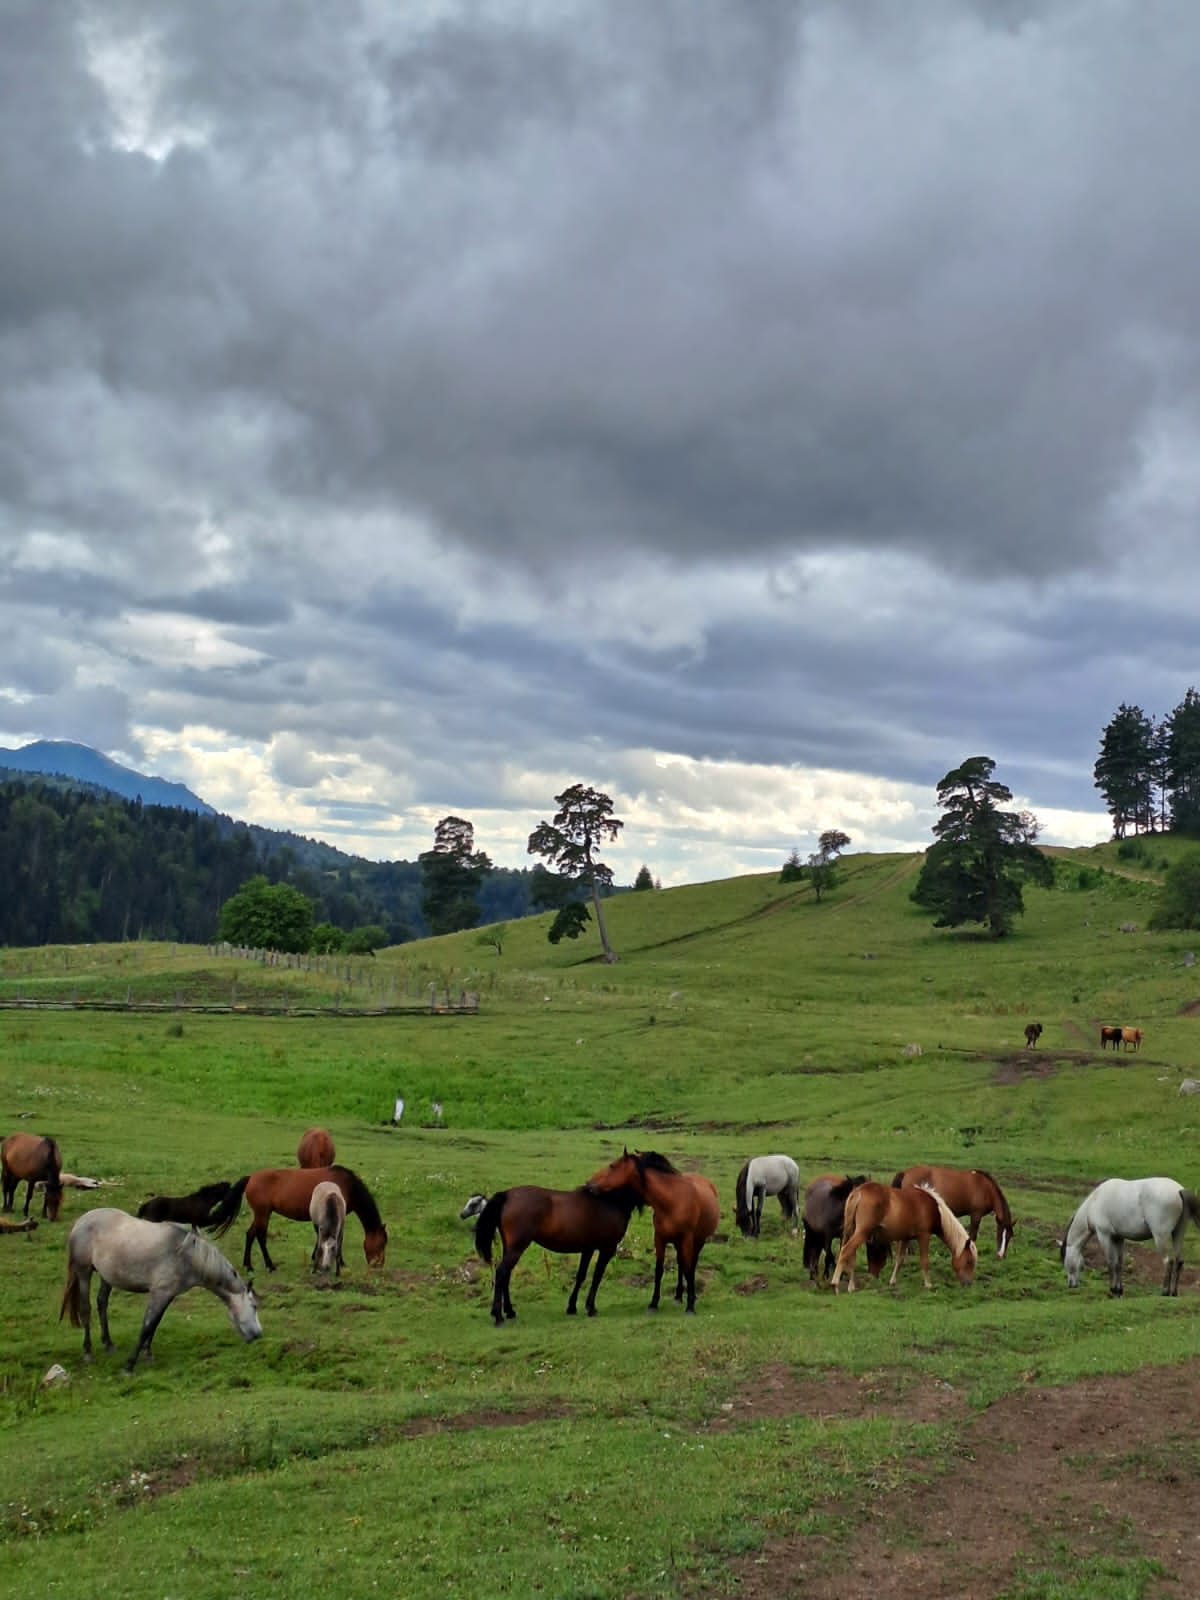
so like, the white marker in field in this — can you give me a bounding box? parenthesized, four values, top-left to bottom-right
(393, 1097, 405, 1124)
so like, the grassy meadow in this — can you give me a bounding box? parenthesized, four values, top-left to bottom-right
(2, 844, 1200, 1597)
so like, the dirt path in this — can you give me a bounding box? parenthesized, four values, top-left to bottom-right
(719, 1363, 1200, 1599)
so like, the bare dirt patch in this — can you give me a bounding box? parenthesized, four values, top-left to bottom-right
(992, 1051, 1059, 1085)
(707, 1363, 965, 1427)
(723, 1363, 1200, 1600)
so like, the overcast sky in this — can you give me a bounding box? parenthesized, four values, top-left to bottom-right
(3, 0, 1197, 883)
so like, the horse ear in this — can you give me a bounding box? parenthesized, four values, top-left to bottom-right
(623, 1146, 629, 1158)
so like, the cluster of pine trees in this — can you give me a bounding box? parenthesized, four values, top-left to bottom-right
(1093, 690, 1200, 837)
(0, 781, 550, 948)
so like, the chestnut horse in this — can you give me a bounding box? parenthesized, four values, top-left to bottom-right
(208, 1166, 387, 1272)
(802, 1173, 870, 1280)
(2, 1133, 64, 1221)
(588, 1149, 720, 1314)
(473, 1184, 643, 1325)
(1121, 1028, 1144, 1052)
(298, 1128, 335, 1168)
(831, 1182, 977, 1292)
(893, 1164, 1015, 1258)
(1100, 1025, 1124, 1050)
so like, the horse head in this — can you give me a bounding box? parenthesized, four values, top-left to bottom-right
(952, 1237, 979, 1285)
(363, 1224, 388, 1267)
(227, 1280, 262, 1343)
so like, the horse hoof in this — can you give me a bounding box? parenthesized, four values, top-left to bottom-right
(646, 1304, 659, 1313)
(685, 1306, 696, 1316)
(83, 1352, 94, 1364)
(587, 1306, 597, 1317)
(565, 1305, 577, 1316)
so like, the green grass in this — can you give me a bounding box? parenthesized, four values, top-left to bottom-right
(2, 847, 1199, 1596)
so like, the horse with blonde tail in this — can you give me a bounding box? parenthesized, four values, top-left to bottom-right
(831, 1182, 977, 1292)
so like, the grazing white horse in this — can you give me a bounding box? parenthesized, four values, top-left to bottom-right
(735, 1155, 801, 1238)
(1060, 1177, 1200, 1296)
(309, 1180, 347, 1275)
(61, 1208, 261, 1371)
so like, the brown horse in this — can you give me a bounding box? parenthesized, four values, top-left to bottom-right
(297, 1128, 335, 1168)
(473, 1184, 644, 1325)
(1121, 1027, 1144, 1052)
(588, 1149, 720, 1314)
(802, 1173, 870, 1280)
(208, 1166, 387, 1272)
(1024, 1022, 1043, 1048)
(893, 1164, 1015, 1258)
(1100, 1025, 1124, 1050)
(832, 1182, 977, 1291)
(2, 1134, 64, 1221)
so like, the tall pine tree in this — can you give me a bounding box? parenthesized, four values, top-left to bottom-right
(1165, 688, 1200, 835)
(1093, 703, 1157, 837)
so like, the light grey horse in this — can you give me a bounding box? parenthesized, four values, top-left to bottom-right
(310, 1180, 347, 1275)
(1060, 1177, 1200, 1296)
(60, 1207, 261, 1371)
(734, 1155, 801, 1238)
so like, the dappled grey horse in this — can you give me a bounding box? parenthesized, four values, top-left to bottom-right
(1060, 1177, 1200, 1296)
(309, 1180, 347, 1275)
(61, 1207, 261, 1371)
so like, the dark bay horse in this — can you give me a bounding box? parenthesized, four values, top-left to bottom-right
(832, 1182, 978, 1292)
(802, 1173, 869, 1280)
(208, 1166, 387, 1272)
(474, 1184, 643, 1325)
(893, 1164, 1015, 1258)
(1100, 1025, 1124, 1050)
(298, 1128, 335, 1168)
(2, 1133, 64, 1221)
(588, 1149, 720, 1314)
(1024, 1022, 1043, 1047)
(61, 1208, 261, 1372)
(138, 1181, 233, 1226)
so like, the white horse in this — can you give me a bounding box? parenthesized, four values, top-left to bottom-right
(1060, 1177, 1200, 1296)
(735, 1155, 801, 1238)
(310, 1180, 347, 1275)
(60, 1208, 261, 1371)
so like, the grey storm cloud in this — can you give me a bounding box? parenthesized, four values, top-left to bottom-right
(2, 0, 1198, 861)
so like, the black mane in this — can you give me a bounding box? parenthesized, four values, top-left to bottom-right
(580, 1182, 644, 1218)
(331, 1165, 384, 1232)
(636, 1150, 680, 1176)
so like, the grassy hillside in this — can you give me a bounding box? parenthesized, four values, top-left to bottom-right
(3, 846, 1200, 1598)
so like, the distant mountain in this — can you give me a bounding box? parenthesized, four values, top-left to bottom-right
(0, 740, 214, 815)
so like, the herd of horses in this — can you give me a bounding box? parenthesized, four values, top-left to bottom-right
(6, 1106, 1199, 1369)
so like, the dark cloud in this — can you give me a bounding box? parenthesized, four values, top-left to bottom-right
(4, 2, 1197, 865)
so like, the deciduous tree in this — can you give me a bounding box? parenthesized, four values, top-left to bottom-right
(218, 875, 315, 952)
(807, 829, 851, 904)
(912, 757, 1052, 938)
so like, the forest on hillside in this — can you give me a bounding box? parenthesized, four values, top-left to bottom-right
(0, 781, 543, 947)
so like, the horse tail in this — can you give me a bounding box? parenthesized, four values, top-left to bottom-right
(206, 1176, 249, 1237)
(891, 1169, 906, 1189)
(60, 1261, 82, 1326)
(1182, 1190, 1200, 1229)
(474, 1191, 508, 1264)
(734, 1162, 750, 1230)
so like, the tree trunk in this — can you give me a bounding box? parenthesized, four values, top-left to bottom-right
(591, 881, 618, 963)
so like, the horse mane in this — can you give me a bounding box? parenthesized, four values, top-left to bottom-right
(44, 1137, 63, 1190)
(580, 1183, 644, 1219)
(919, 1184, 973, 1257)
(636, 1151, 680, 1176)
(178, 1226, 241, 1287)
(829, 1174, 866, 1203)
(331, 1165, 383, 1231)
(972, 1168, 1012, 1225)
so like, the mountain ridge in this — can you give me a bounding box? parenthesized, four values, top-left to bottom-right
(0, 739, 214, 815)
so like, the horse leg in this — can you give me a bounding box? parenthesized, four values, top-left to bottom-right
(96, 1279, 116, 1352)
(968, 1213, 982, 1243)
(126, 1291, 173, 1372)
(831, 1230, 866, 1293)
(674, 1244, 687, 1304)
(76, 1264, 95, 1361)
(649, 1233, 667, 1311)
(1102, 1232, 1124, 1296)
(492, 1244, 523, 1324)
(22, 1178, 34, 1218)
(919, 1234, 933, 1288)
(566, 1249, 594, 1315)
(889, 1240, 908, 1287)
(584, 1246, 616, 1317)
(680, 1239, 701, 1313)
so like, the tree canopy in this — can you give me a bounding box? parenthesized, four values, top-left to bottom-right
(218, 875, 315, 952)
(419, 815, 493, 936)
(912, 757, 1052, 938)
(527, 784, 623, 961)
(807, 829, 851, 904)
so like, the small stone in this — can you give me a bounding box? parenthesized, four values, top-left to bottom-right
(1179, 1080, 1200, 1097)
(41, 1364, 69, 1388)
